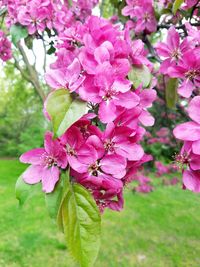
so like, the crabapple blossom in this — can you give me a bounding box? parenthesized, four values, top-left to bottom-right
(174, 96, 200, 192)
(20, 132, 67, 193)
(0, 30, 12, 61)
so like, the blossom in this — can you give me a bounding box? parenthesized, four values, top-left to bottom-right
(173, 96, 200, 192)
(0, 30, 12, 62)
(134, 2, 157, 34)
(168, 51, 200, 98)
(156, 26, 190, 74)
(20, 132, 67, 193)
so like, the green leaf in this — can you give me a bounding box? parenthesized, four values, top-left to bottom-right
(46, 170, 70, 221)
(61, 183, 101, 267)
(46, 89, 87, 137)
(15, 169, 41, 207)
(165, 78, 178, 108)
(47, 45, 56, 55)
(24, 36, 33, 50)
(172, 0, 184, 14)
(57, 99, 87, 137)
(45, 89, 73, 135)
(128, 65, 152, 89)
(45, 177, 64, 219)
(10, 24, 28, 46)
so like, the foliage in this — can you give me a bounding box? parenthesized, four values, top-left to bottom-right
(0, 63, 46, 157)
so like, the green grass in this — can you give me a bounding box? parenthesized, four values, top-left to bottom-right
(1, 160, 200, 267)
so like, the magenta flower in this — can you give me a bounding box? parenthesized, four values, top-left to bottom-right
(174, 96, 200, 192)
(0, 30, 12, 62)
(156, 26, 190, 74)
(73, 136, 127, 179)
(102, 122, 144, 161)
(20, 132, 67, 193)
(134, 2, 157, 34)
(168, 51, 200, 98)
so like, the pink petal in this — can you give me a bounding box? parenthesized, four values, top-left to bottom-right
(192, 140, 200, 155)
(188, 96, 200, 124)
(22, 165, 43, 185)
(139, 110, 155, 126)
(101, 154, 127, 179)
(114, 91, 140, 109)
(173, 122, 200, 141)
(183, 170, 200, 193)
(41, 166, 60, 193)
(99, 101, 117, 123)
(20, 148, 45, 165)
(86, 135, 105, 158)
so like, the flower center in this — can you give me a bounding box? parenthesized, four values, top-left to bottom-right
(67, 145, 76, 156)
(80, 125, 90, 139)
(171, 49, 181, 60)
(88, 162, 100, 177)
(174, 152, 190, 169)
(102, 89, 118, 101)
(43, 155, 57, 167)
(185, 69, 199, 80)
(144, 12, 150, 22)
(104, 139, 115, 152)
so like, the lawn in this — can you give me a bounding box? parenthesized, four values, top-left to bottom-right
(0, 159, 200, 267)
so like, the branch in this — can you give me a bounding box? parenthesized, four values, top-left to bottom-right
(16, 42, 46, 101)
(13, 55, 31, 82)
(142, 35, 162, 63)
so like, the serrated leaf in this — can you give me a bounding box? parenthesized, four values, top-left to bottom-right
(10, 24, 28, 46)
(45, 89, 73, 135)
(61, 183, 101, 267)
(128, 65, 152, 89)
(15, 170, 41, 207)
(172, 0, 184, 14)
(165, 78, 178, 108)
(57, 99, 87, 137)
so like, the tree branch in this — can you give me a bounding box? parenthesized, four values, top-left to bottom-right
(142, 35, 162, 63)
(16, 42, 46, 101)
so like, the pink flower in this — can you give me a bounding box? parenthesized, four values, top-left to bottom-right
(0, 30, 12, 62)
(168, 50, 200, 98)
(156, 27, 190, 74)
(102, 122, 144, 161)
(134, 3, 157, 34)
(174, 96, 200, 192)
(20, 132, 67, 193)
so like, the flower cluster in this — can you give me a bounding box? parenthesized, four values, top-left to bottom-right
(2, 0, 98, 34)
(20, 15, 156, 212)
(173, 96, 200, 193)
(122, 0, 157, 34)
(0, 30, 12, 62)
(156, 25, 200, 98)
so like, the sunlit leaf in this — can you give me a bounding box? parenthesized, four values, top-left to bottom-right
(57, 99, 87, 137)
(15, 170, 41, 207)
(10, 24, 28, 46)
(46, 89, 87, 137)
(128, 65, 152, 89)
(61, 183, 101, 267)
(172, 0, 184, 14)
